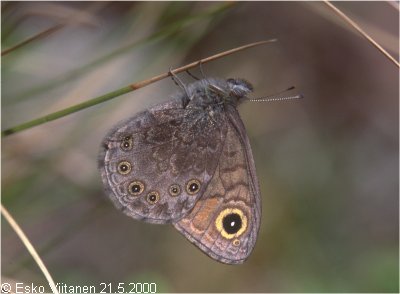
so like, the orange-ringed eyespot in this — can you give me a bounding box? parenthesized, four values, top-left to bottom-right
(215, 208, 248, 239)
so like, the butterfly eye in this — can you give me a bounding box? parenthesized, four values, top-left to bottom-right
(215, 208, 248, 239)
(117, 161, 132, 175)
(147, 191, 160, 204)
(120, 136, 133, 151)
(169, 184, 181, 197)
(128, 181, 144, 196)
(186, 179, 201, 195)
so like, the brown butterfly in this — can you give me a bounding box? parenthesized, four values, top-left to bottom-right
(98, 77, 261, 264)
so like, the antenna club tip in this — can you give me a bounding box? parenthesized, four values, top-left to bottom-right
(258, 38, 278, 44)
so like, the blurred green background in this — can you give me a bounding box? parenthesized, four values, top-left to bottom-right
(2, 2, 398, 293)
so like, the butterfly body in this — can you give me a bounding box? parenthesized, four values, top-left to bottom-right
(99, 78, 261, 264)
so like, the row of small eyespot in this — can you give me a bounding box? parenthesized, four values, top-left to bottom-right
(120, 136, 134, 151)
(123, 179, 201, 205)
(117, 136, 201, 204)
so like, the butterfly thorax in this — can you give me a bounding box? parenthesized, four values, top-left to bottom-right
(178, 78, 254, 111)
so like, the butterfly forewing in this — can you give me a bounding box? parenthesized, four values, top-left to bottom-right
(173, 106, 261, 264)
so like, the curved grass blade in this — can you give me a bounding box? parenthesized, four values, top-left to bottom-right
(1, 204, 60, 294)
(324, 1, 399, 67)
(11, 2, 235, 103)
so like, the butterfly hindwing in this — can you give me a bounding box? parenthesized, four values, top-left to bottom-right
(99, 100, 227, 224)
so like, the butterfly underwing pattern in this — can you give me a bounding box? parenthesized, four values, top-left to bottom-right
(98, 77, 261, 264)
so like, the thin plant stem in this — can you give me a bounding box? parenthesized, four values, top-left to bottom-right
(1, 39, 276, 137)
(1, 204, 60, 294)
(1, 24, 65, 56)
(324, 1, 400, 67)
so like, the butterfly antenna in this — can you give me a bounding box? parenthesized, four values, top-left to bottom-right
(250, 86, 304, 102)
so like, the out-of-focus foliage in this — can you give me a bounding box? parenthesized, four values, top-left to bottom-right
(2, 2, 398, 292)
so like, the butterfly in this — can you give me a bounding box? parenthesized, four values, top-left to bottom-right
(98, 77, 261, 264)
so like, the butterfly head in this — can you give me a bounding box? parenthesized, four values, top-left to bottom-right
(226, 78, 254, 105)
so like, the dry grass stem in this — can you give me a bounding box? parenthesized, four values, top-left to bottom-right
(1, 204, 60, 294)
(324, 1, 399, 67)
(1, 39, 276, 137)
(129, 39, 277, 90)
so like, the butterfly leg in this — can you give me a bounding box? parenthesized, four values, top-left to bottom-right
(169, 67, 191, 107)
(185, 69, 200, 81)
(199, 61, 206, 79)
(185, 61, 207, 81)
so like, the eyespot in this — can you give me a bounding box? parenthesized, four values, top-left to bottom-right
(128, 181, 144, 196)
(186, 179, 201, 195)
(223, 213, 242, 234)
(147, 191, 160, 204)
(169, 184, 181, 197)
(215, 208, 248, 239)
(117, 161, 132, 175)
(120, 136, 133, 151)
(232, 239, 241, 247)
